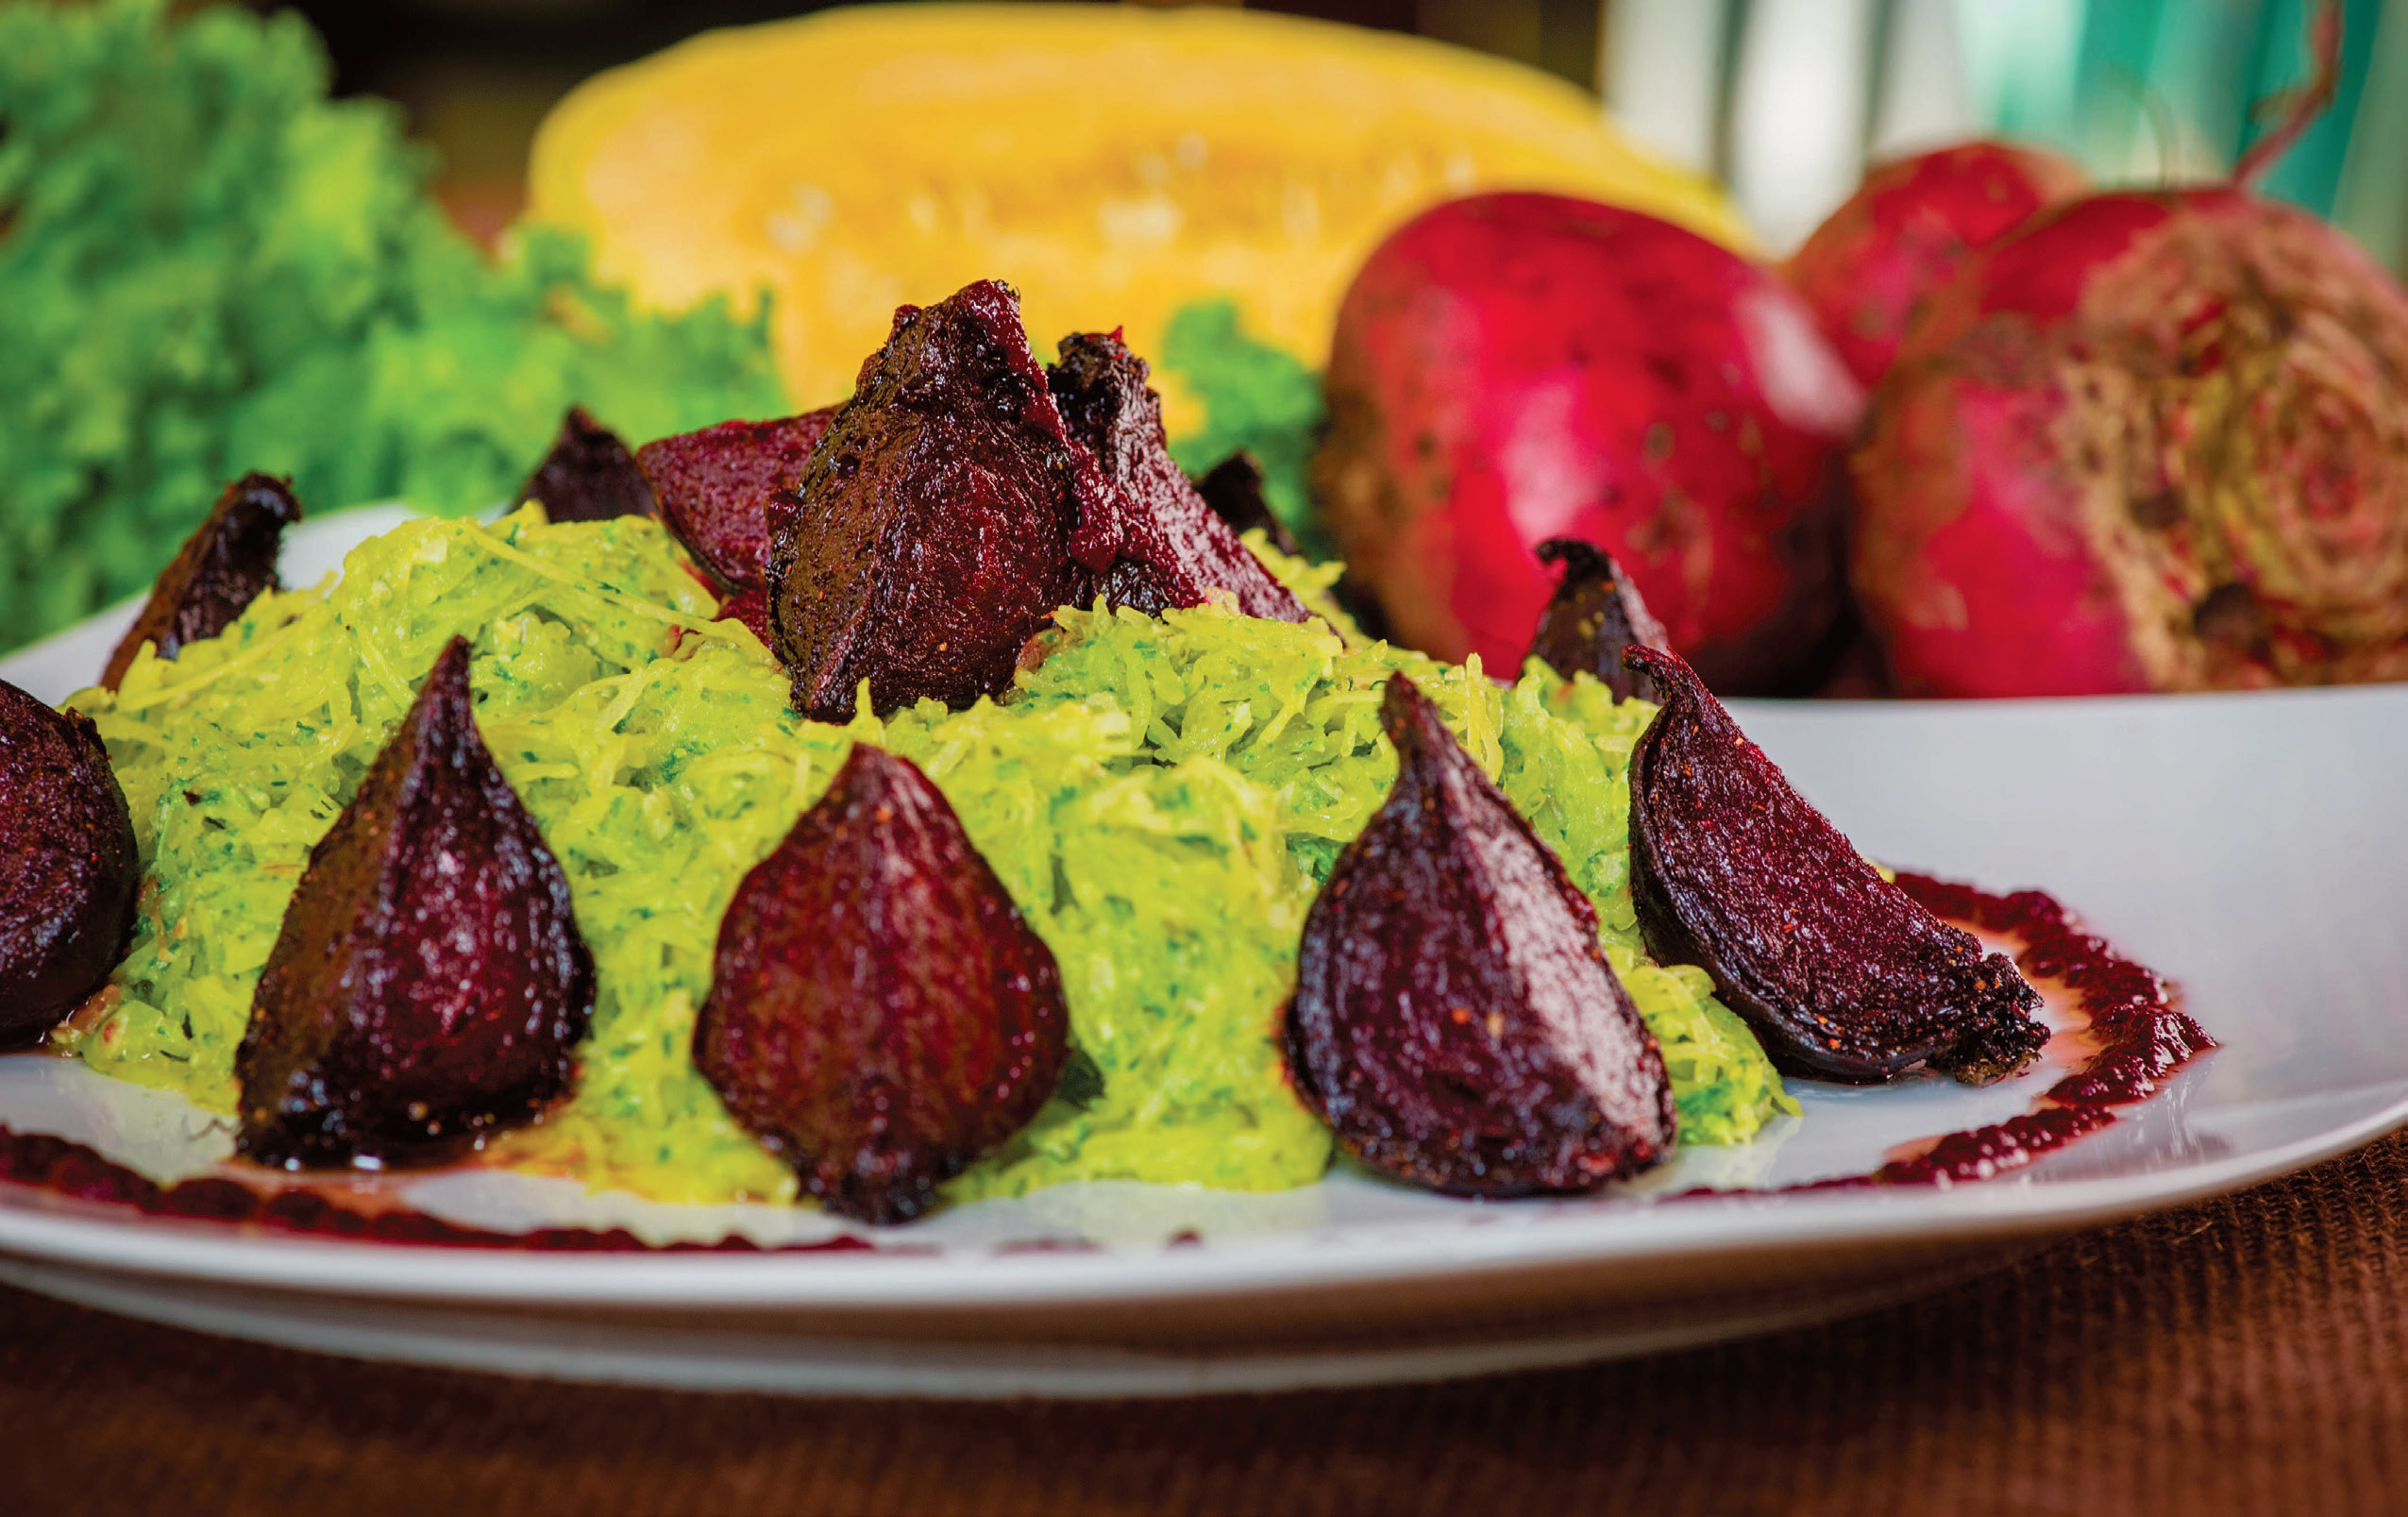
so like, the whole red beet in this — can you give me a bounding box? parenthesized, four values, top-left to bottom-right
(1784, 141, 2087, 390)
(1852, 189, 2408, 696)
(1315, 193, 1862, 693)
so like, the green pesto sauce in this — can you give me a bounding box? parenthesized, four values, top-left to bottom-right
(63, 509, 1793, 1208)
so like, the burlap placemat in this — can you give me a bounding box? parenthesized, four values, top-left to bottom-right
(7, 1126, 2406, 1517)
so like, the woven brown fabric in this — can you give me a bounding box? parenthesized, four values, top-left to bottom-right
(6, 1128, 2407, 1517)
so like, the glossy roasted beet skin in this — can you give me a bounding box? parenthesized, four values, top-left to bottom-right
(1197, 451, 1302, 559)
(1623, 646, 2045, 1085)
(768, 281, 1100, 721)
(518, 406, 656, 524)
(235, 637, 595, 1169)
(636, 409, 836, 594)
(102, 473, 301, 691)
(1527, 538, 1668, 703)
(1283, 676, 1675, 1196)
(1047, 331, 1308, 623)
(706, 492, 806, 646)
(694, 744, 1069, 1223)
(1200, 450, 1396, 640)
(0, 681, 141, 1043)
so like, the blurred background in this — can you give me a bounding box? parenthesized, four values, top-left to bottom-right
(256, 0, 2408, 267)
(10, 0, 2406, 689)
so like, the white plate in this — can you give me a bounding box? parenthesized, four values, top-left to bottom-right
(2, 509, 2403, 1398)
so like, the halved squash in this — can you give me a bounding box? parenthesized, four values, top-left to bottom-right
(527, 3, 1749, 425)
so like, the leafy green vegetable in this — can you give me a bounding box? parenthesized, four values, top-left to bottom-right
(0, 0, 787, 655)
(66, 513, 1791, 1209)
(1159, 297, 1330, 556)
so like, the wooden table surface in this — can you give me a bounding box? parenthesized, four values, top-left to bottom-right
(8, 1124, 2406, 1516)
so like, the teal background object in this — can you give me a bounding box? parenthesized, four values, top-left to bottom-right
(1955, 0, 2406, 268)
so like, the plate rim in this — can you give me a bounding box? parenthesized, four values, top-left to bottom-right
(7, 518, 2405, 1325)
(2, 1072, 2400, 1309)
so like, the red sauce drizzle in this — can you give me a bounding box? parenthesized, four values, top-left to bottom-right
(0, 1126, 880, 1253)
(1826, 872, 2215, 1188)
(0, 877, 2213, 1245)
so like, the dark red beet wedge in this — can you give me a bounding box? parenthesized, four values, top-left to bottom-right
(635, 408, 835, 594)
(715, 587, 774, 646)
(235, 637, 595, 1169)
(693, 744, 1069, 1223)
(1197, 449, 1396, 641)
(0, 680, 141, 1043)
(1047, 332, 1308, 623)
(767, 280, 1101, 722)
(1623, 646, 2045, 1085)
(518, 406, 656, 524)
(102, 472, 302, 691)
(1283, 675, 1675, 1196)
(1196, 450, 1303, 560)
(1527, 538, 1669, 703)
(703, 491, 807, 645)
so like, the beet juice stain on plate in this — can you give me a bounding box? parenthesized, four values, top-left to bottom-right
(1856, 874, 2214, 1188)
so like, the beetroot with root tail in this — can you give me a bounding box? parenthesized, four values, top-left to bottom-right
(1850, 8, 2408, 696)
(1784, 141, 2088, 391)
(1314, 193, 1862, 695)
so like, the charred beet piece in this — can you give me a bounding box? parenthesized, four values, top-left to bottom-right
(636, 409, 835, 594)
(1197, 451, 1303, 559)
(1623, 646, 2045, 1085)
(1283, 675, 1675, 1196)
(518, 406, 656, 524)
(1198, 450, 1396, 640)
(694, 744, 1069, 1223)
(235, 637, 595, 1169)
(102, 473, 301, 691)
(1527, 538, 1669, 703)
(768, 281, 1100, 721)
(0, 680, 141, 1043)
(1048, 332, 1308, 623)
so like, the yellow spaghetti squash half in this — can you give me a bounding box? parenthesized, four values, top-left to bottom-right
(527, 3, 1749, 425)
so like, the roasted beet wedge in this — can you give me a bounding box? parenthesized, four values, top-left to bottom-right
(0, 680, 140, 1043)
(1283, 676, 1675, 1196)
(1623, 646, 2045, 1085)
(518, 406, 655, 524)
(1527, 539, 1669, 703)
(636, 409, 835, 594)
(102, 472, 301, 691)
(1197, 450, 1303, 560)
(1199, 449, 1397, 643)
(715, 586, 774, 646)
(693, 744, 1069, 1223)
(1048, 332, 1308, 623)
(235, 637, 595, 1168)
(767, 281, 1100, 721)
